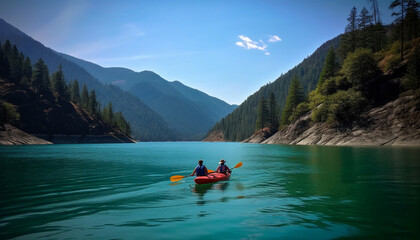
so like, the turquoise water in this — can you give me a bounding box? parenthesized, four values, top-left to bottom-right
(1, 142, 420, 239)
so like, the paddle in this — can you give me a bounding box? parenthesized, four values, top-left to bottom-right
(170, 162, 243, 182)
(170, 175, 190, 182)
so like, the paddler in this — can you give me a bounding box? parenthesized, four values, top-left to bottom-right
(190, 159, 208, 176)
(216, 159, 231, 174)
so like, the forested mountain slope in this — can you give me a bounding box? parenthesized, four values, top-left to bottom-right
(0, 18, 176, 141)
(206, 35, 341, 141)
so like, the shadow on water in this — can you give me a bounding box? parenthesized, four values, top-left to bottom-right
(191, 182, 229, 205)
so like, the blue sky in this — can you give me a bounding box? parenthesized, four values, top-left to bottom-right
(0, 0, 395, 104)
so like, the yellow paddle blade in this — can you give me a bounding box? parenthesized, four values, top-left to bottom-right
(208, 169, 215, 173)
(234, 162, 243, 169)
(170, 175, 187, 182)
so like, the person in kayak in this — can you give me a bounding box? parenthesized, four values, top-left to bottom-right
(190, 159, 208, 176)
(216, 159, 231, 174)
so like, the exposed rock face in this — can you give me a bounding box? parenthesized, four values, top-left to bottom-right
(242, 127, 276, 143)
(0, 124, 52, 145)
(202, 130, 225, 142)
(263, 95, 420, 146)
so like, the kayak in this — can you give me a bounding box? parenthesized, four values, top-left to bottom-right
(194, 172, 230, 185)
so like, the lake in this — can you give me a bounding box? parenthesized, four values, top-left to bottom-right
(1, 142, 420, 239)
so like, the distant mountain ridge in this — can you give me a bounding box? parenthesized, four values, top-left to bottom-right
(59, 53, 237, 140)
(0, 18, 236, 140)
(0, 18, 177, 141)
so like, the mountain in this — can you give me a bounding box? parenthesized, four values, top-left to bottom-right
(206, 35, 341, 141)
(0, 18, 175, 141)
(57, 54, 237, 140)
(0, 79, 135, 144)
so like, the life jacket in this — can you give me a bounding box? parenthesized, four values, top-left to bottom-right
(196, 165, 206, 176)
(219, 164, 226, 173)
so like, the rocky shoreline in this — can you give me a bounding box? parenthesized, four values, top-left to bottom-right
(201, 94, 420, 147)
(0, 124, 52, 145)
(249, 94, 420, 146)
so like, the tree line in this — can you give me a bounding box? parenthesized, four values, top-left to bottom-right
(0, 40, 131, 136)
(254, 0, 419, 132)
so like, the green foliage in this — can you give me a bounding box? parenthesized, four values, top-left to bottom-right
(88, 90, 99, 117)
(208, 36, 341, 141)
(0, 101, 20, 125)
(21, 57, 32, 85)
(318, 47, 339, 87)
(255, 97, 269, 131)
(268, 92, 279, 130)
(280, 76, 305, 127)
(114, 111, 131, 136)
(51, 64, 68, 99)
(80, 84, 89, 109)
(289, 102, 310, 122)
(31, 58, 50, 93)
(68, 79, 81, 103)
(403, 44, 420, 90)
(341, 48, 381, 93)
(338, 7, 358, 59)
(312, 90, 367, 126)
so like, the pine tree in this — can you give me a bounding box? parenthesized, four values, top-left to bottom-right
(8, 45, 22, 83)
(405, 0, 420, 40)
(389, 0, 420, 61)
(369, 0, 381, 24)
(88, 90, 99, 117)
(80, 84, 89, 109)
(21, 57, 32, 85)
(255, 97, 269, 131)
(31, 58, 50, 93)
(69, 79, 81, 103)
(51, 64, 67, 99)
(338, 7, 358, 60)
(318, 47, 338, 87)
(268, 92, 279, 130)
(358, 7, 373, 49)
(280, 76, 305, 127)
(102, 102, 114, 125)
(0, 42, 9, 79)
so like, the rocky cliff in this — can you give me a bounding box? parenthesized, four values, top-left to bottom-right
(0, 124, 52, 145)
(260, 94, 420, 146)
(0, 79, 135, 144)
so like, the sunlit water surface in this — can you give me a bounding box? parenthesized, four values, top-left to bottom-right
(1, 142, 420, 239)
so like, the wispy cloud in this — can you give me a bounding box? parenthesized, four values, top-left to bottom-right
(235, 35, 268, 54)
(235, 34, 282, 55)
(268, 35, 282, 42)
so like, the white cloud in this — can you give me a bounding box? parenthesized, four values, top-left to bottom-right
(268, 35, 282, 42)
(235, 35, 269, 55)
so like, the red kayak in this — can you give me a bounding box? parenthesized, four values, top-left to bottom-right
(194, 172, 231, 185)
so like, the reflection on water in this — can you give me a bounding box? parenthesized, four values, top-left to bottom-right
(0, 143, 420, 239)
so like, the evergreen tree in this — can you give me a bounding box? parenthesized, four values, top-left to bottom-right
(318, 47, 339, 87)
(369, 0, 381, 24)
(21, 57, 32, 85)
(114, 111, 131, 136)
(358, 7, 373, 49)
(8, 45, 22, 83)
(102, 102, 114, 125)
(268, 92, 279, 130)
(280, 76, 305, 127)
(255, 97, 269, 131)
(69, 79, 81, 103)
(389, 0, 420, 61)
(80, 83, 89, 109)
(405, 0, 420, 40)
(51, 64, 68, 98)
(88, 90, 99, 117)
(338, 7, 359, 59)
(31, 58, 50, 93)
(0, 42, 9, 79)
